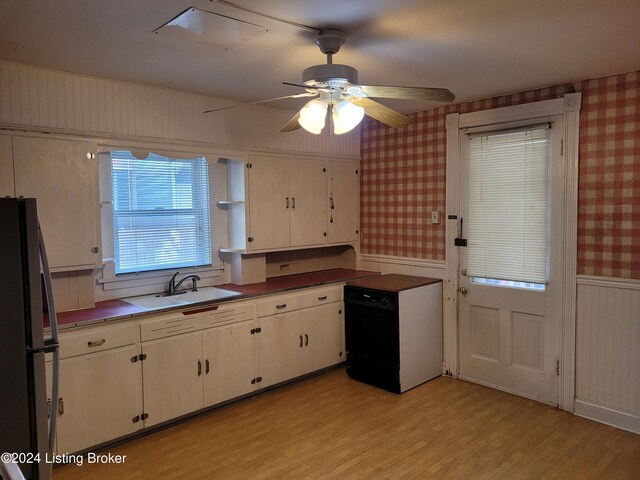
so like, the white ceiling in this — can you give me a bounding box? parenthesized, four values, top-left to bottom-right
(1, 0, 639, 114)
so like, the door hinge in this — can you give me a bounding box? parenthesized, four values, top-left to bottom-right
(556, 359, 560, 376)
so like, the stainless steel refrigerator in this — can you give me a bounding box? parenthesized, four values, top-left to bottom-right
(0, 198, 60, 480)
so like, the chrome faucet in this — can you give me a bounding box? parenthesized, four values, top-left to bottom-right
(167, 272, 201, 296)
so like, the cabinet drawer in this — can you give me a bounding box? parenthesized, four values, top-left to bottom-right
(186, 301, 255, 328)
(257, 285, 343, 317)
(140, 312, 199, 342)
(59, 324, 138, 359)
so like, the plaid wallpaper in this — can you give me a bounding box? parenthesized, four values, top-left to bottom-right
(360, 71, 640, 279)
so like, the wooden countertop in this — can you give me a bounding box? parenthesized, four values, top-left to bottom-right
(345, 274, 441, 292)
(50, 269, 378, 329)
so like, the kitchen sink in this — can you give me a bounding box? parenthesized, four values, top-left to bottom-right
(123, 287, 241, 310)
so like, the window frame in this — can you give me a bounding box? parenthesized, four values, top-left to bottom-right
(97, 144, 227, 293)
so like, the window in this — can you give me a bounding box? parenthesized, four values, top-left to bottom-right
(466, 126, 550, 288)
(110, 151, 212, 275)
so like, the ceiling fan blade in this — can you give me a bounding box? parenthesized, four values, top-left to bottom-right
(280, 111, 301, 132)
(204, 92, 317, 114)
(352, 98, 414, 128)
(358, 85, 455, 103)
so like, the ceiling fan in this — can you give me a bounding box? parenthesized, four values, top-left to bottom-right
(204, 29, 456, 135)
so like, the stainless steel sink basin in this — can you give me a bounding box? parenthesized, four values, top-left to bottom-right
(123, 287, 241, 310)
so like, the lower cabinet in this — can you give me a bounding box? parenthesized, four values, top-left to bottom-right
(141, 332, 205, 428)
(56, 344, 143, 454)
(141, 319, 258, 427)
(258, 302, 344, 389)
(54, 285, 345, 452)
(203, 320, 257, 407)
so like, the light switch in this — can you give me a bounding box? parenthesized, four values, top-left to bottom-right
(431, 210, 441, 225)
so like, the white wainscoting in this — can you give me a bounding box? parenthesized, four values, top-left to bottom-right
(357, 254, 446, 279)
(575, 275, 640, 434)
(0, 60, 359, 157)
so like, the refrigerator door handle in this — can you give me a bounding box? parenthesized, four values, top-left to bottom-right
(39, 221, 59, 458)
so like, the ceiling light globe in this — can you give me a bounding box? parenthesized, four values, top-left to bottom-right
(332, 100, 365, 134)
(299, 99, 328, 134)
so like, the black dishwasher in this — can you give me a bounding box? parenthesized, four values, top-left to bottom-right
(344, 286, 401, 393)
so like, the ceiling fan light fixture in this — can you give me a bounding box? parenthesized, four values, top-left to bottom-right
(332, 100, 365, 134)
(298, 98, 328, 134)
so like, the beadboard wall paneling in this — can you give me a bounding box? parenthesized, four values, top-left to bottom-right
(575, 279, 640, 427)
(0, 61, 359, 157)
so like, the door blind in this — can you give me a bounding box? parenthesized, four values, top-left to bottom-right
(466, 127, 550, 284)
(110, 151, 212, 275)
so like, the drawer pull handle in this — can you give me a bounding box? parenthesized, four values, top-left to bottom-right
(88, 339, 106, 347)
(305, 334, 309, 346)
(182, 305, 220, 315)
(276, 304, 287, 309)
(198, 360, 202, 376)
(205, 359, 210, 374)
(318, 296, 328, 301)
(299, 335, 303, 348)
(58, 398, 64, 416)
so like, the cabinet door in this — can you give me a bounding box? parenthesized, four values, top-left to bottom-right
(141, 332, 203, 427)
(203, 320, 257, 407)
(13, 136, 99, 270)
(289, 158, 327, 247)
(0, 135, 14, 196)
(56, 345, 142, 454)
(257, 313, 304, 388)
(302, 303, 345, 373)
(247, 155, 290, 250)
(328, 161, 359, 244)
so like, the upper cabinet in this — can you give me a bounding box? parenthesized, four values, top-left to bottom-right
(327, 160, 359, 244)
(247, 155, 328, 252)
(0, 135, 14, 197)
(12, 136, 100, 271)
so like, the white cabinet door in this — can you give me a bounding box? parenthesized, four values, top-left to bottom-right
(257, 313, 304, 388)
(141, 332, 203, 427)
(302, 303, 344, 373)
(56, 345, 143, 454)
(0, 135, 14, 196)
(328, 161, 359, 244)
(203, 320, 257, 407)
(247, 155, 290, 251)
(12, 136, 99, 271)
(289, 158, 327, 247)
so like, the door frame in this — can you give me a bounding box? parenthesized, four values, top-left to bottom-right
(444, 93, 582, 411)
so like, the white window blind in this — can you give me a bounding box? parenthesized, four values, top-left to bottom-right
(466, 127, 550, 284)
(110, 151, 212, 275)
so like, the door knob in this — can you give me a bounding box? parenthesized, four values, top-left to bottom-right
(458, 287, 468, 296)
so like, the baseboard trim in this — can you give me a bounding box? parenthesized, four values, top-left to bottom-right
(574, 399, 640, 435)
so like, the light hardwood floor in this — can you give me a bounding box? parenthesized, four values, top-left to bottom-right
(53, 368, 640, 479)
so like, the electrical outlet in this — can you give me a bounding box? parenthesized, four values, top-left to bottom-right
(431, 210, 441, 225)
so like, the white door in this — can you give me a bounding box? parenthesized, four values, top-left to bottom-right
(57, 345, 143, 453)
(203, 320, 257, 406)
(289, 158, 327, 247)
(327, 161, 359, 244)
(247, 155, 290, 250)
(141, 332, 203, 427)
(302, 303, 344, 373)
(13, 136, 99, 270)
(257, 313, 304, 388)
(458, 118, 564, 404)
